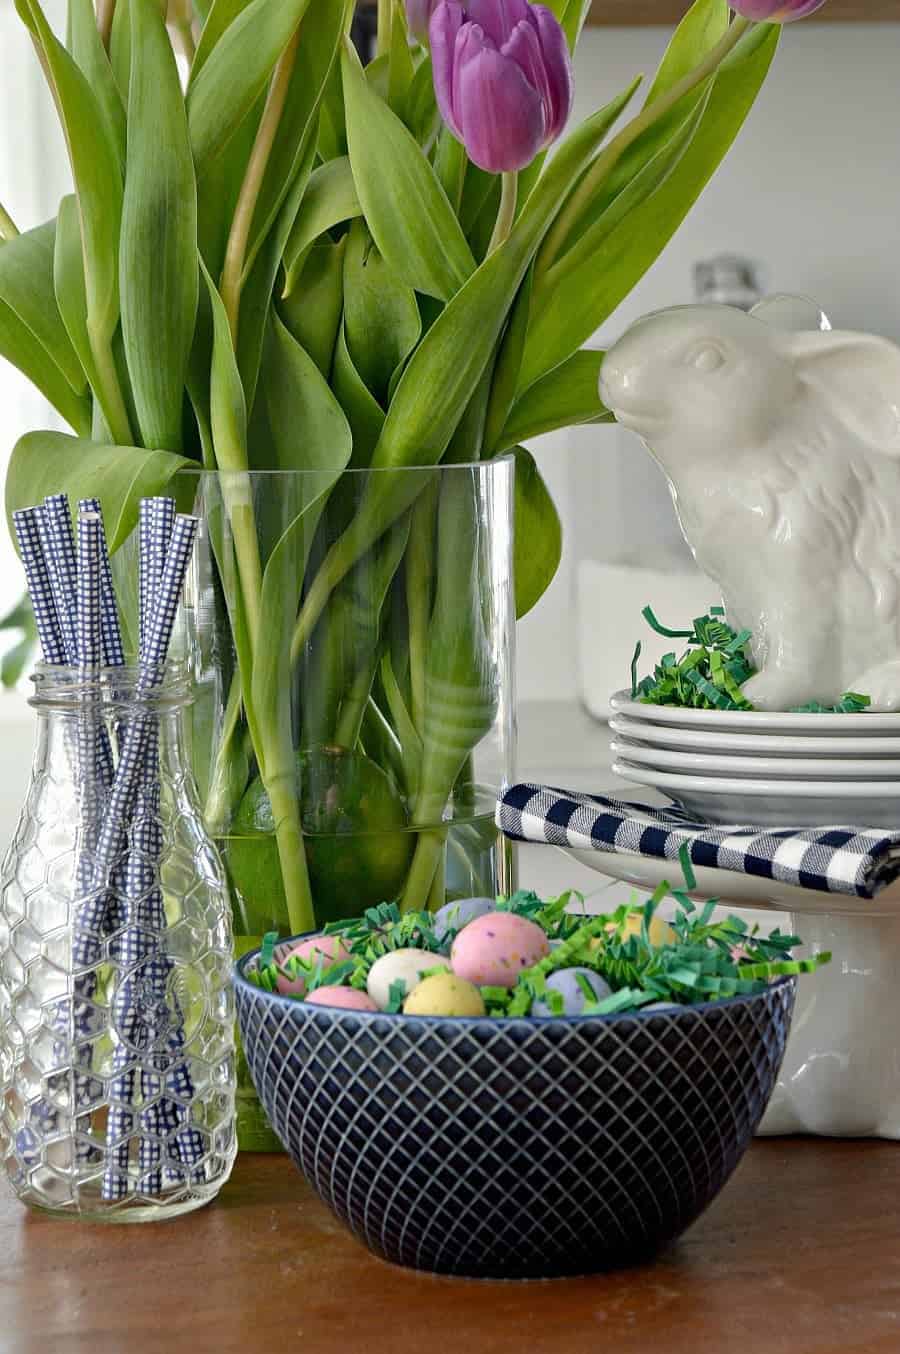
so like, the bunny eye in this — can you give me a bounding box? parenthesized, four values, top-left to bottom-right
(687, 344, 725, 373)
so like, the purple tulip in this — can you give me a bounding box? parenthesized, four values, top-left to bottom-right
(429, 0, 574, 174)
(406, 0, 439, 38)
(730, 0, 827, 18)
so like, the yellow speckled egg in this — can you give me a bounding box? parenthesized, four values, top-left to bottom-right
(403, 972, 486, 1017)
(593, 912, 676, 949)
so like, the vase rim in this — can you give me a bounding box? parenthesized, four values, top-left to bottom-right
(175, 455, 516, 478)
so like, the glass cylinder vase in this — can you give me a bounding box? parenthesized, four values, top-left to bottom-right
(0, 667, 237, 1219)
(172, 464, 517, 1149)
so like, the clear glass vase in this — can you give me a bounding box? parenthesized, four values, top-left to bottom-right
(0, 667, 237, 1219)
(164, 463, 517, 1150)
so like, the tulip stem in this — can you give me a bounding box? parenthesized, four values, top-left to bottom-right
(221, 28, 301, 342)
(536, 15, 753, 278)
(0, 202, 19, 242)
(488, 173, 518, 255)
(95, 0, 116, 51)
(377, 0, 393, 56)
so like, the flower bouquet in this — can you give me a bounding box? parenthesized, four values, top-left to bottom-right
(0, 0, 815, 939)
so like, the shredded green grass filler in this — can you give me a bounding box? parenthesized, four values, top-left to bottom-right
(248, 860, 830, 1018)
(630, 606, 871, 714)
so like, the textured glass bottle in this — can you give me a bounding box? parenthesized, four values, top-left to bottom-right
(0, 667, 236, 1220)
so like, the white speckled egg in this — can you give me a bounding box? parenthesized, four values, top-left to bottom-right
(531, 968, 612, 1017)
(450, 912, 550, 989)
(367, 948, 450, 1010)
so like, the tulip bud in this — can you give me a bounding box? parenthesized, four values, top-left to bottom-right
(730, 0, 827, 18)
(429, 0, 574, 174)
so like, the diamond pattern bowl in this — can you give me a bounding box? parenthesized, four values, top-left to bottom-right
(235, 946, 795, 1278)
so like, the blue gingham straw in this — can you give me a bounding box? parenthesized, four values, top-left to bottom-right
(11, 510, 66, 666)
(38, 494, 78, 663)
(101, 512, 202, 1198)
(80, 498, 125, 669)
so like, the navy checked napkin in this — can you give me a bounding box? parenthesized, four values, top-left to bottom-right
(496, 783, 900, 899)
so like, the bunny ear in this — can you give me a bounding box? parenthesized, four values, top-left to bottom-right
(778, 329, 900, 455)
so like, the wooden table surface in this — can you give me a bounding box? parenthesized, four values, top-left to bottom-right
(2, 1141, 899, 1354)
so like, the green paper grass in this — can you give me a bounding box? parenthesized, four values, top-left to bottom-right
(630, 606, 872, 713)
(247, 875, 831, 1018)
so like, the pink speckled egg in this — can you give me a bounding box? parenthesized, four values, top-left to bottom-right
(275, 934, 352, 996)
(304, 986, 378, 1011)
(450, 912, 550, 989)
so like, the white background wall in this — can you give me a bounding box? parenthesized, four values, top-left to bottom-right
(518, 19, 900, 702)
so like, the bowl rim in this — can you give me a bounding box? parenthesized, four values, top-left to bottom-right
(233, 931, 796, 1027)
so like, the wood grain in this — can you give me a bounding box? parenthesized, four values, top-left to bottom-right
(3, 1142, 900, 1354)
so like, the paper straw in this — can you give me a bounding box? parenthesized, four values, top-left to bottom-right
(11, 508, 66, 666)
(98, 514, 198, 1198)
(79, 499, 124, 669)
(39, 494, 78, 664)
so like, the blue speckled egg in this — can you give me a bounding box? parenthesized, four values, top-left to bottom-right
(433, 896, 495, 945)
(531, 967, 612, 1017)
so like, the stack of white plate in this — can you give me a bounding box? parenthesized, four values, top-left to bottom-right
(609, 690, 900, 827)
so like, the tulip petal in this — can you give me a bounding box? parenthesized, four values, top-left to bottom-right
(731, 0, 826, 16)
(405, 0, 437, 39)
(502, 19, 553, 122)
(456, 42, 545, 172)
(465, 0, 531, 46)
(430, 1, 466, 138)
(528, 4, 574, 139)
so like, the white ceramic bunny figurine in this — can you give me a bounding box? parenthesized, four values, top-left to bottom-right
(599, 302, 900, 711)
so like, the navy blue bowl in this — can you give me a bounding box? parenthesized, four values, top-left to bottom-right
(235, 940, 795, 1279)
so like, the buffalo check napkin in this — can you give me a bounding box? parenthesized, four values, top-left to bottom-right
(496, 783, 900, 900)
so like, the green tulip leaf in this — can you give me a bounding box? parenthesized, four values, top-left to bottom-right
(0, 299, 91, 436)
(332, 321, 386, 469)
(518, 23, 779, 392)
(120, 0, 198, 453)
(279, 237, 346, 381)
(403, 54, 440, 147)
(282, 157, 361, 297)
(499, 350, 612, 451)
(241, 0, 350, 284)
(14, 0, 123, 343)
(54, 196, 95, 390)
(343, 221, 421, 409)
(6, 431, 191, 552)
(388, 2, 416, 116)
(190, 0, 255, 80)
(67, 0, 126, 165)
(0, 219, 88, 398)
(511, 445, 562, 619)
(187, 0, 313, 175)
(341, 40, 475, 302)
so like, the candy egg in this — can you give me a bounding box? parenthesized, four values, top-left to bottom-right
(276, 933, 352, 995)
(433, 896, 495, 945)
(403, 973, 486, 1017)
(593, 913, 676, 951)
(304, 986, 378, 1011)
(531, 968, 612, 1017)
(642, 1001, 680, 1012)
(450, 912, 550, 988)
(367, 948, 450, 1010)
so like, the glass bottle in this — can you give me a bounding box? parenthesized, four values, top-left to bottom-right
(0, 665, 236, 1220)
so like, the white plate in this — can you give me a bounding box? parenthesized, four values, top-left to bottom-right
(610, 738, 900, 780)
(610, 714, 900, 757)
(611, 689, 900, 734)
(613, 758, 900, 828)
(560, 845, 900, 915)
